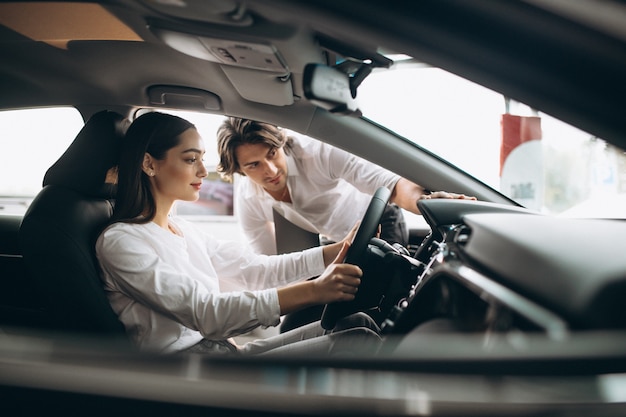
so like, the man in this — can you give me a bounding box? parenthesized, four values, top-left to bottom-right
(216, 117, 474, 256)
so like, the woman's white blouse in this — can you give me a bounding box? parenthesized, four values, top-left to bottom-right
(95, 217, 326, 353)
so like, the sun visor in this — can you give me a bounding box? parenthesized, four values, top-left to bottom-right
(221, 66, 294, 106)
(151, 27, 293, 106)
(151, 27, 288, 73)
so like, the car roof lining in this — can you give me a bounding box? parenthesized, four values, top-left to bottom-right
(0, 2, 142, 49)
(0, 0, 623, 150)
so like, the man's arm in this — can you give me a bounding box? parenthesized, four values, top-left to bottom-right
(390, 177, 477, 214)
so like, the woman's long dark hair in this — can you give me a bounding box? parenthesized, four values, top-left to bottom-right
(111, 112, 195, 224)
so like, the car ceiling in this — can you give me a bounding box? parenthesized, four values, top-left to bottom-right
(0, 0, 624, 150)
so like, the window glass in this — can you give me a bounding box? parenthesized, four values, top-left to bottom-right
(358, 66, 626, 219)
(0, 107, 83, 215)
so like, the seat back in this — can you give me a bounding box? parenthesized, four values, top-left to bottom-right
(19, 110, 129, 338)
(272, 208, 320, 254)
(273, 209, 324, 333)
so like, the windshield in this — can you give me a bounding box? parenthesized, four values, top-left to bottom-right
(358, 64, 626, 219)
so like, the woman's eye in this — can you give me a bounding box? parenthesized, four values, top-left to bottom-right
(186, 158, 197, 164)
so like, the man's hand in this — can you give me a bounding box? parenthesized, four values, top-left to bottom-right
(419, 191, 477, 201)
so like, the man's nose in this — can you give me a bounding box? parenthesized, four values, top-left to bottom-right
(264, 160, 278, 176)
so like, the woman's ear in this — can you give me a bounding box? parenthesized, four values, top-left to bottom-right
(142, 153, 156, 177)
(105, 166, 119, 184)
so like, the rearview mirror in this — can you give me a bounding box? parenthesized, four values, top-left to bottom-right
(303, 64, 361, 116)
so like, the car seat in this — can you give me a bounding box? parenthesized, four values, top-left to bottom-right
(273, 209, 325, 333)
(19, 110, 130, 339)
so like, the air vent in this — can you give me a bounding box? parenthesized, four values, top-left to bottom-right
(454, 225, 472, 246)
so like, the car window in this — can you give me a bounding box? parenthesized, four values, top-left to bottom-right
(0, 107, 84, 215)
(358, 65, 626, 219)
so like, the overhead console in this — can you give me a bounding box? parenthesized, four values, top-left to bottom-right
(144, 1, 394, 110)
(151, 25, 296, 106)
(146, 10, 309, 106)
(151, 27, 289, 73)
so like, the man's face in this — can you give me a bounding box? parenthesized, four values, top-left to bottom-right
(235, 142, 288, 193)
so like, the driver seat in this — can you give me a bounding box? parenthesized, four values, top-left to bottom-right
(273, 209, 324, 333)
(19, 110, 130, 340)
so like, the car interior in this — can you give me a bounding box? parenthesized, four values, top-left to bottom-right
(1, 1, 625, 414)
(0, 0, 625, 340)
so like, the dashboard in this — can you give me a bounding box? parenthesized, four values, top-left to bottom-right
(373, 199, 626, 350)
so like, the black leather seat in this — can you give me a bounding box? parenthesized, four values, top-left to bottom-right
(273, 209, 325, 333)
(19, 110, 130, 339)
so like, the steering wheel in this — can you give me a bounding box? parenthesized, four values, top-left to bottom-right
(320, 186, 391, 330)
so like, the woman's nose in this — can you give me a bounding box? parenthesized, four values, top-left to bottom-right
(198, 164, 208, 177)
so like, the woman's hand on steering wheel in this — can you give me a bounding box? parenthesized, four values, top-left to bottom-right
(320, 187, 391, 329)
(321, 221, 360, 266)
(312, 242, 363, 304)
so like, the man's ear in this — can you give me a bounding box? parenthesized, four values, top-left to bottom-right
(142, 153, 156, 176)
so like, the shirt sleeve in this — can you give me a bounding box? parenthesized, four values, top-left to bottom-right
(319, 141, 400, 194)
(97, 226, 283, 340)
(204, 235, 326, 291)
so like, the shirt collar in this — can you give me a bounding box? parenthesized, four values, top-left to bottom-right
(286, 152, 299, 177)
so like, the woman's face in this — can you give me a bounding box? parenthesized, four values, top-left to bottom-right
(149, 128, 207, 205)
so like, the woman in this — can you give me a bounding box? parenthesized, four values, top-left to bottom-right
(95, 112, 380, 356)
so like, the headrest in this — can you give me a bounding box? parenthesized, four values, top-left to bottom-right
(43, 110, 130, 198)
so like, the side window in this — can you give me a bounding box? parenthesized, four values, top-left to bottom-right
(0, 107, 84, 215)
